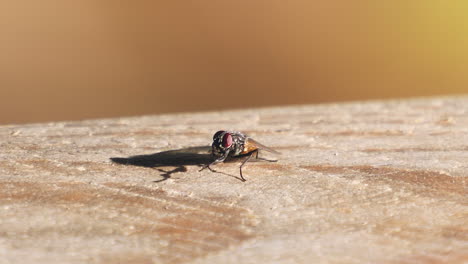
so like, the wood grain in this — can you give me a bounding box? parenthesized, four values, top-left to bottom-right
(0, 96, 467, 263)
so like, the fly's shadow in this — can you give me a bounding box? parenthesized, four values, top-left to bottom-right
(110, 146, 213, 182)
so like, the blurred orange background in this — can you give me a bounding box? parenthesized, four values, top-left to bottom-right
(1, 1, 467, 124)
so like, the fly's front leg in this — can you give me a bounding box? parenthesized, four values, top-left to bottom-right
(199, 150, 230, 172)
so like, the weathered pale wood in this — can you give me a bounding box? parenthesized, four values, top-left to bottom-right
(0, 97, 467, 264)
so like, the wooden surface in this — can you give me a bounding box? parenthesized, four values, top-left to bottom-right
(0, 97, 467, 264)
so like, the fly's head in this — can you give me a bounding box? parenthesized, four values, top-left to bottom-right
(211, 130, 233, 158)
(211, 130, 245, 158)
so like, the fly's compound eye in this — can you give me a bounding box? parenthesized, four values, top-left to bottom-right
(222, 133, 233, 148)
(213, 130, 225, 141)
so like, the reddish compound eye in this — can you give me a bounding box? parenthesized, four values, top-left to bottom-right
(213, 130, 225, 140)
(222, 133, 233, 148)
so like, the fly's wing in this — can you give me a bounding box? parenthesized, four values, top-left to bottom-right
(244, 137, 281, 155)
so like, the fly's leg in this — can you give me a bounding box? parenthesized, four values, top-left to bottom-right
(199, 150, 230, 173)
(239, 149, 258, 182)
(254, 150, 277, 162)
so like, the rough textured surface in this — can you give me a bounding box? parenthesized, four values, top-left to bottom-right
(0, 96, 467, 264)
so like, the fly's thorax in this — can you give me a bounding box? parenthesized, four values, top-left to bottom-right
(229, 133, 246, 156)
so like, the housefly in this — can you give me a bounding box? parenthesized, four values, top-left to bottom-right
(200, 130, 280, 181)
